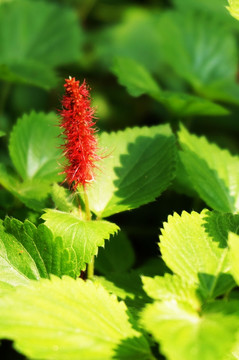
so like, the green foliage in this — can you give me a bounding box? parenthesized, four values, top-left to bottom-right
(112, 57, 229, 117)
(1, 0, 239, 359)
(0, 216, 78, 288)
(95, 7, 162, 72)
(9, 111, 62, 182)
(0, 111, 62, 210)
(0, 0, 82, 89)
(157, 10, 239, 104)
(159, 210, 238, 299)
(0, 276, 154, 359)
(87, 124, 176, 218)
(42, 209, 119, 272)
(95, 231, 135, 274)
(141, 298, 239, 360)
(178, 125, 239, 212)
(227, 0, 239, 20)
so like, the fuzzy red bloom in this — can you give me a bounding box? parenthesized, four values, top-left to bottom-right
(60, 77, 100, 190)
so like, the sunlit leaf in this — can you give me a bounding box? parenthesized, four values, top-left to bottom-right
(0, 276, 153, 359)
(42, 209, 119, 272)
(159, 210, 238, 299)
(87, 124, 176, 218)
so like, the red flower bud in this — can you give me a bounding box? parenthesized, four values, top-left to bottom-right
(59, 77, 100, 190)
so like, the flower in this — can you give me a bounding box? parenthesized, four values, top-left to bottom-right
(59, 76, 100, 190)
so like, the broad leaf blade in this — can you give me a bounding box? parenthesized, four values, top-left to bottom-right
(159, 210, 238, 299)
(141, 299, 239, 360)
(142, 274, 200, 309)
(112, 57, 160, 97)
(0, 0, 82, 88)
(42, 209, 119, 272)
(178, 125, 239, 212)
(0, 164, 51, 210)
(158, 11, 238, 103)
(227, 0, 239, 21)
(9, 111, 62, 182)
(87, 124, 176, 218)
(112, 57, 228, 117)
(0, 216, 77, 287)
(95, 8, 162, 72)
(0, 276, 153, 360)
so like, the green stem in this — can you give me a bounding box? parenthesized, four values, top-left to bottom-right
(84, 186, 91, 221)
(87, 256, 94, 280)
(84, 186, 94, 279)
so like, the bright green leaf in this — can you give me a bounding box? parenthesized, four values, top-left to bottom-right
(141, 299, 239, 360)
(42, 209, 119, 272)
(94, 272, 150, 314)
(227, 0, 239, 21)
(95, 231, 135, 274)
(0, 276, 153, 360)
(159, 210, 238, 299)
(142, 274, 201, 310)
(87, 124, 176, 218)
(228, 232, 239, 285)
(0, 216, 77, 287)
(178, 125, 239, 212)
(9, 111, 62, 182)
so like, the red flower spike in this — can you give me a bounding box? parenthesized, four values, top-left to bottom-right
(59, 77, 100, 190)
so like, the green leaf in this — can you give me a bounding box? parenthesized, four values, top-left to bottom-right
(0, 164, 51, 211)
(0, 276, 153, 360)
(95, 231, 135, 274)
(95, 7, 162, 72)
(141, 299, 239, 360)
(9, 111, 62, 182)
(51, 183, 78, 213)
(87, 124, 176, 218)
(227, 0, 239, 21)
(0, 216, 77, 287)
(158, 11, 239, 103)
(228, 232, 239, 285)
(112, 57, 228, 117)
(0, 62, 58, 90)
(94, 273, 144, 302)
(0, 0, 82, 89)
(153, 90, 229, 117)
(112, 57, 160, 97)
(173, 0, 233, 24)
(142, 274, 201, 309)
(42, 209, 119, 272)
(178, 125, 239, 212)
(94, 272, 150, 314)
(159, 210, 239, 299)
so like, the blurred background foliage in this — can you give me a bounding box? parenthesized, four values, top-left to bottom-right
(0, 0, 239, 275)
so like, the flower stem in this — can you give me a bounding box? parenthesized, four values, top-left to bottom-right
(84, 186, 94, 279)
(84, 186, 91, 221)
